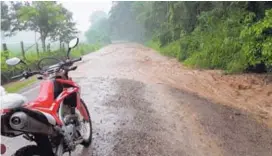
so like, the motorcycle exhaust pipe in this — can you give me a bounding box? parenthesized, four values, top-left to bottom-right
(9, 112, 53, 135)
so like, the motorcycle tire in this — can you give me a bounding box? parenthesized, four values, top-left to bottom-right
(12, 145, 45, 156)
(80, 98, 92, 147)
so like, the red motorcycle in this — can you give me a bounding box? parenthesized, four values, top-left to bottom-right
(1, 38, 92, 156)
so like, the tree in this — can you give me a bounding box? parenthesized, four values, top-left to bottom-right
(108, 1, 272, 73)
(109, 1, 145, 42)
(89, 10, 107, 24)
(1, 2, 11, 37)
(18, 1, 66, 52)
(85, 11, 111, 44)
(1, 1, 25, 37)
(49, 6, 78, 50)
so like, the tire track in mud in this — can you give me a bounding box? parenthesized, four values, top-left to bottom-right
(73, 77, 224, 156)
(78, 77, 183, 156)
(168, 87, 272, 156)
(71, 77, 183, 156)
(78, 76, 272, 156)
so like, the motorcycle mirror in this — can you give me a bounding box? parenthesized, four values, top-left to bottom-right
(68, 38, 79, 49)
(67, 38, 79, 59)
(6, 57, 21, 66)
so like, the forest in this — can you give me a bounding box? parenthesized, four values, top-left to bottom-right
(92, 1, 272, 73)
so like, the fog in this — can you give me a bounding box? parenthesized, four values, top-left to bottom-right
(1, 1, 112, 43)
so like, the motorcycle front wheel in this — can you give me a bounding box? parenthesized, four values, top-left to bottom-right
(79, 99, 92, 147)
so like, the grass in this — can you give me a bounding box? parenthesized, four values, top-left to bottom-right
(3, 76, 37, 93)
(1, 43, 103, 92)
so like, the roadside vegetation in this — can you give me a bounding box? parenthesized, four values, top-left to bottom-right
(1, 43, 101, 92)
(108, 2, 272, 74)
(1, 1, 104, 92)
(85, 11, 111, 45)
(3, 76, 36, 92)
(2, 1, 271, 92)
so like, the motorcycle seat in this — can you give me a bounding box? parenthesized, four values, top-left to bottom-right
(0, 93, 27, 109)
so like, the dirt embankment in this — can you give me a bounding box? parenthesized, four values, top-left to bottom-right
(149, 46, 272, 127)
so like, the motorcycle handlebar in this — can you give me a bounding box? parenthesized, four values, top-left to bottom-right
(11, 57, 82, 80)
(70, 57, 82, 63)
(11, 71, 40, 80)
(11, 74, 23, 79)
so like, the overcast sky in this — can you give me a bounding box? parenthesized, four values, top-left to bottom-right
(62, 1, 112, 32)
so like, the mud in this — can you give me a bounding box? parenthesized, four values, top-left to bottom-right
(2, 43, 272, 156)
(71, 43, 272, 156)
(77, 43, 272, 125)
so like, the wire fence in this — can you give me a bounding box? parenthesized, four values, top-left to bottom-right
(1, 39, 67, 84)
(1, 39, 63, 59)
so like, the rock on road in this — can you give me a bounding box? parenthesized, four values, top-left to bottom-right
(2, 43, 272, 156)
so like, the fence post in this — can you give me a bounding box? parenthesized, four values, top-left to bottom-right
(62, 43, 65, 52)
(2, 43, 7, 51)
(59, 41, 62, 52)
(20, 41, 26, 59)
(36, 42, 39, 56)
(2, 43, 9, 59)
(47, 43, 51, 52)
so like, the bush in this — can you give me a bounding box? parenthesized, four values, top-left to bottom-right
(146, 39, 180, 58)
(181, 8, 247, 71)
(226, 52, 248, 73)
(160, 40, 180, 58)
(240, 9, 272, 71)
(145, 40, 161, 51)
(70, 43, 102, 58)
(148, 7, 269, 74)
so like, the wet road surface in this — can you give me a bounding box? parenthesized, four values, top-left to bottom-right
(2, 43, 272, 156)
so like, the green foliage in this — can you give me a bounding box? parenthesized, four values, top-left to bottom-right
(16, 2, 77, 52)
(160, 40, 180, 58)
(4, 76, 37, 93)
(146, 39, 181, 59)
(240, 9, 272, 66)
(145, 40, 161, 52)
(49, 7, 78, 45)
(85, 11, 111, 45)
(1, 1, 25, 36)
(1, 44, 102, 85)
(140, 2, 272, 73)
(109, 1, 145, 42)
(18, 2, 65, 32)
(71, 44, 102, 57)
(181, 8, 247, 71)
(89, 11, 107, 24)
(226, 53, 248, 73)
(1, 2, 11, 33)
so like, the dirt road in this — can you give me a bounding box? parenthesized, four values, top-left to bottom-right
(2, 43, 272, 156)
